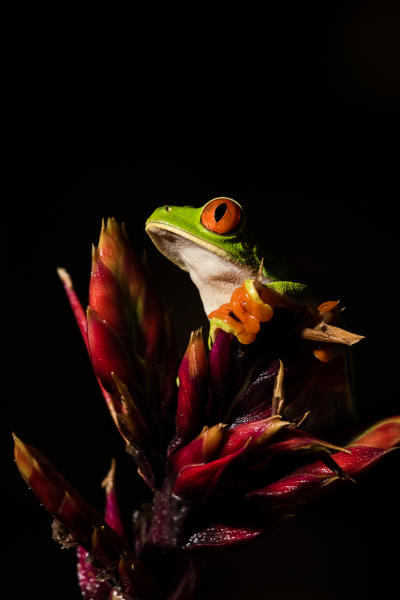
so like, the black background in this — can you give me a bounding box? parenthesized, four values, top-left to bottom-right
(3, 4, 400, 599)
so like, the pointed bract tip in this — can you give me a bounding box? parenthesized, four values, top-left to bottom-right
(99, 217, 120, 246)
(101, 459, 117, 493)
(111, 371, 132, 410)
(190, 328, 203, 343)
(186, 328, 207, 379)
(202, 423, 226, 460)
(348, 416, 400, 449)
(13, 434, 34, 482)
(57, 267, 73, 289)
(12, 431, 24, 449)
(104, 216, 120, 236)
(291, 410, 311, 429)
(90, 245, 102, 278)
(272, 360, 285, 415)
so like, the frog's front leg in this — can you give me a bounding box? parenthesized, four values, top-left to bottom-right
(208, 277, 274, 344)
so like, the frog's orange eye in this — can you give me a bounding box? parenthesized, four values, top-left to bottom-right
(200, 198, 243, 234)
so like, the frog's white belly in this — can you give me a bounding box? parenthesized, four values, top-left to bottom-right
(180, 245, 257, 315)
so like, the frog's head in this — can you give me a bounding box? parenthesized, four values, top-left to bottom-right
(145, 198, 264, 314)
(145, 197, 259, 272)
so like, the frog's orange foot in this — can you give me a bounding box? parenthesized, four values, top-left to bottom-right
(208, 279, 273, 344)
(312, 300, 344, 362)
(312, 344, 334, 363)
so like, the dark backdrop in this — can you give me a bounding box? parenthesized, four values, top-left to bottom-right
(3, 4, 400, 599)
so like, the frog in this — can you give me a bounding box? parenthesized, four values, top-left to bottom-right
(146, 196, 362, 436)
(145, 197, 310, 344)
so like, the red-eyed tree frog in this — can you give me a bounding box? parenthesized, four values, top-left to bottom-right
(146, 197, 364, 435)
(146, 197, 311, 344)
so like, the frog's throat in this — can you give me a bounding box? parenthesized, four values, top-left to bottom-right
(145, 222, 233, 271)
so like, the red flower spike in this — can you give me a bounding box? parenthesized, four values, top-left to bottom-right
(92, 223, 165, 374)
(22, 216, 399, 599)
(97, 220, 165, 367)
(60, 219, 179, 480)
(170, 329, 208, 452)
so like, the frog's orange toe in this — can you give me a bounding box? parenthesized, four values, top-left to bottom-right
(313, 346, 333, 362)
(208, 279, 273, 344)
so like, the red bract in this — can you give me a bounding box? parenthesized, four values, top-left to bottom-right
(15, 219, 400, 600)
(247, 417, 400, 507)
(168, 329, 208, 454)
(58, 219, 178, 487)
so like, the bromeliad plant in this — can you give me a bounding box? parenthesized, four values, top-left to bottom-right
(14, 217, 400, 599)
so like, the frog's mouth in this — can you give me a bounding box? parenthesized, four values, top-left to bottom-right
(145, 222, 232, 272)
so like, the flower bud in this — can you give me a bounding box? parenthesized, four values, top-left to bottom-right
(169, 424, 225, 473)
(218, 415, 290, 458)
(169, 329, 208, 453)
(173, 441, 249, 500)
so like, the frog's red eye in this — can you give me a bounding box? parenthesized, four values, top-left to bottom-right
(200, 198, 243, 234)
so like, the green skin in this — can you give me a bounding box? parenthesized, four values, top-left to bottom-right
(145, 200, 308, 318)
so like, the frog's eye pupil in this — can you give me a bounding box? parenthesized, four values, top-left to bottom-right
(214, 203, 227, 222)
